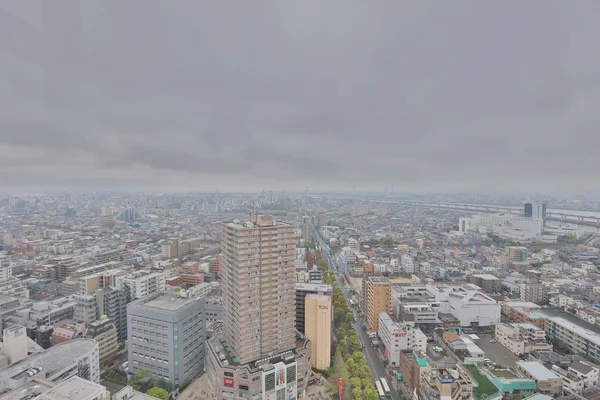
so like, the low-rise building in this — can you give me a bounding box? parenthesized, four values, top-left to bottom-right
(420, 367, 473, 400)
(399, 350, 429, 394)
(40, 376, 109, 400)
(495, 323, 552, 355)
(516, 361, 562, 396)
(0, 339, 100, 395)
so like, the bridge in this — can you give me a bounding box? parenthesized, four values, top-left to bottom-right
(371, 200, 600, 227)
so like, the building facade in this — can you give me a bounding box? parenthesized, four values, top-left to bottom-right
(378, 312, 427, 367)
(127, 292, 206, 387)
(362, 277, 392, 332)
(206, 214, 311, 400)
(304, 293, 332, 370)
(220, 215, 296, 364)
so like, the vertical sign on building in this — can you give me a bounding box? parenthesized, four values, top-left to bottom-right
(338, 378, 343, 398)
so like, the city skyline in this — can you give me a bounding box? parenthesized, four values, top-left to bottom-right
(2, 1, 600, 192)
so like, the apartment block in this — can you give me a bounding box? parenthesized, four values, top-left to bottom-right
(117, 270, 165, 300)
(545, 316, 600, 361)
(304, 293, 332, 370)
(495, 323, 552, 355)
(220, 215, 296, 364)
(468, 274, 502, 293)
(85, 315, 118, 366)
(127, 292, 206, 386)
(206, 214, 311, 400)
(520, 283, 551, 305)
(362, 276, 392, 332)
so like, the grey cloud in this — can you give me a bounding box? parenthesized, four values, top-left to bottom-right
(1, 0, 600, 192)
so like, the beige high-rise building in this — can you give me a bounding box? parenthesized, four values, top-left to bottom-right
(362, 276, 392, 332)
(305, 294, 332, 370)
(221, 214, 296, 364)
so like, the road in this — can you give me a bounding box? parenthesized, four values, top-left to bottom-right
(311, 224, 397, 400)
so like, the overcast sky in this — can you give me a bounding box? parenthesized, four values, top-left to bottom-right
(1, 1, 600, 194)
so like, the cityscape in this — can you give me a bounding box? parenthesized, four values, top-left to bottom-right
(0, 193, 599, 400)
(3, 1, 600, 400)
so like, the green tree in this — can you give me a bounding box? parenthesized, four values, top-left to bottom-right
(345, 312, 356, 324)
(346, 336, 362, 354)
(361, 378, 371, 390)
(146, 387, 169, 400)
(155, 378, 172, 392)
(352, 387, 364, 400)
(131, 368, 152, 392)
(350, 377, 362, 389)
(337, 326, 347, 340)
(363, 385, 380, 400)
(357, 365, 372, 380)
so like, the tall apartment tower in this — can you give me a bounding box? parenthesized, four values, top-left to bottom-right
(206, 214, 312, 400)
(221, 214, 296, 364)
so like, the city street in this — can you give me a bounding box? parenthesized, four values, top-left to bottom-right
(312, 224, 398, 400)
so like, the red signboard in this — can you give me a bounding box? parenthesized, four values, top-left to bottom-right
(392, 332, 407, 337)
(224, 378, 234, 387)
(338, 378, 343, 396)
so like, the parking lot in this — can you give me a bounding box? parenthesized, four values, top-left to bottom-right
(473, 334, 520, 367)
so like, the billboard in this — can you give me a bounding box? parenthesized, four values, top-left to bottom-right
(223, 378, 234, 387)
(338, 378, 343, 397)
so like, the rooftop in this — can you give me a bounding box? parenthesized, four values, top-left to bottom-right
(130, 292, 200, 313)
(516, 361, 560, 381)
(0, 339, 97, 394)
(295, 283, 333, 293)
(40, 376, 106, 400)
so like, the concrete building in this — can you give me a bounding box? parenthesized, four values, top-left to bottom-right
(468, 274, 502, 293)
(520, 283, 551, 305)
(399, 350, 429, 395)
(206, 214, 311, 400)
(85, 315, 118, 366)
(0, 339, 100, 396)
(420, 367, 473, 400)
(304, 294, 332, 370)
(40, 376, 109, 400)
(401, 254, 415, 274)
(127, 292, 206, 387)
(545, 317, 600, 361)
(362, 276, 392, 332)
(51, 320, 85, 345)
(295, 283, 332, 334)
(495, 323, 552, 355)
(20, 298, 76, 326)
(502, 246, 528, 266)
(220, 215, 296, 364)
(74, 294, 99, 325)
(99, 286, 128, 343)
(426, 283, 500, 327)
(568, 360, 599, 389)
(117, 270, 165, 300)
(378, 312, 426, 367)
(516, 361, 562, 396)
(524, 202, 546, 220)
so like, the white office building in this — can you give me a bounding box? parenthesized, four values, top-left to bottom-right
(426, 283, 500, 326)
(378, 312, 427, 368)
